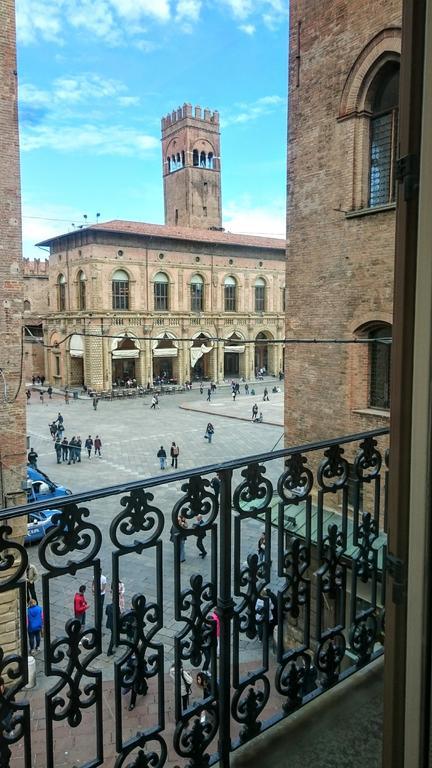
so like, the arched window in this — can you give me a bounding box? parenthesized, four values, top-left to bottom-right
(200, 151, 206, 167)
(176, 152, 181, 167)
(368, 63, 399, 207)
(224, 276, 237, 312)
(167, 156, 171, 172)
(57, 274, 66, 311)
(255, 277, 266, 311)
(154, 272, 169, 311)
(191, 274, 204, 312)
(112, 269, 129, 310)
(172, 154, 176, 170)
(23, 299, 31, 312)
(193, 149, 199, 167)
(207, 152, 214, 169)
(77, 270, 86, 310)
(181, 150, 185, 167)
(369, 324, 392, 408)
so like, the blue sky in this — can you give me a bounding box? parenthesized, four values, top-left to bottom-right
(16, 0, 288, 259)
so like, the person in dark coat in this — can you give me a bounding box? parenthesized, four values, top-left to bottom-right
(68, 437, 77, 465)
(157, 446, 167, 470)
(123, 654, 148, 711)
(54, 437, 62, 464)
(61, 437, 69, 462)
(47, 385, 53, 399)
(76, 436, 82, 462)
(94, 436, 102, 456)
(252, 403, 259, 421)
(27, 448, 38, 468)
(85, 435, 93, 458)
(193, 515, 207, 558)
(105, 602, 115, 656)
(170, 442, 179, 469)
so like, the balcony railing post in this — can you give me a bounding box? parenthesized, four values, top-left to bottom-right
(217, 468, 234, 768)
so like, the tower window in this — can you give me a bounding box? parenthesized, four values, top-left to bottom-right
(193, 149, 199, 166)
(167, 157, 171, 172)
(154, 272, 169, 311)
(175, 209, 178, 225)
(181, 150, 185, 166)
(207, 152, 214, 169)
(200, 151, 206, 167)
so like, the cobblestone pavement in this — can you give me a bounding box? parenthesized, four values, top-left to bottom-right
(15, 382, 289, 766)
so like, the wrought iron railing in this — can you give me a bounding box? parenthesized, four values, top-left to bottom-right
(0, 428, 389, 767)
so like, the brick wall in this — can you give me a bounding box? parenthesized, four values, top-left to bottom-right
(285, 0, 401, 445)
(0, 0, 28, 655)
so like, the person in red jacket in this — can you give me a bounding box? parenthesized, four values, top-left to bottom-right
(74, 585, 89, 626)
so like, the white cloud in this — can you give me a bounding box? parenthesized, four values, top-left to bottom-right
(118, 96, 141, 107)
(111, 0, 170, 20)
(175, 0, 201, 22)
(239, 23, 255, 35)
(223, 200, 286, 239)
(21, 124, 159, 155)
(222, 95, 286, 127)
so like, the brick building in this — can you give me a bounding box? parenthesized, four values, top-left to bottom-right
(0, 0, 27, 651)
(23, 257, 49, 382)
(38, 105, 285, 391)
(285, 1, 401, 444)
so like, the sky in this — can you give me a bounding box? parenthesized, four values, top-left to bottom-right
(16, 0, 289, 260)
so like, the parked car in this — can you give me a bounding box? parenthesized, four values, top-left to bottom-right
(25, 509, 61, 546)
(27, 466, 71, 503)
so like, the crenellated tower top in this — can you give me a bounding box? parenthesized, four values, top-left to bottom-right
(161, 102, 222, 230)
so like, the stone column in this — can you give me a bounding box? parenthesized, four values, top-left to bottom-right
(85, 326, 104, 391)
(217, 341, 225, 382)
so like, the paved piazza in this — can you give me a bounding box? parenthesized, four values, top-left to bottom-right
(26, 382, 285, 687)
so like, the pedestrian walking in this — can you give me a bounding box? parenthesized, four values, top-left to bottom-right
(93, 395, 98, 411)
(123, 654, 148, 711)
(56, 412, 64, 425)
(40, 375, 45, 386)
(49, 421, 57, 439)
(39, 390, 45, 405)
(170, 663, 193, 710)
(252, 403, 258, 421)
(74, 584, 89, 626)
(61, 437, 69, 462)
(199, 384, 203, 395)
(150, 395, 158, 409)
(27, 447, 38, 469)
(93, 573, 107, 626)
(85, 435, 93, 458)
(263, 387, 269, 401)
(26, 388, 31, 403)
(54, 436, 62, 464)
(26, 563, 38, 603)
(94, 435, 102, 456)
(170, 442, 179, 469)
(245, 383, 249, 395)
(157, 446, 167, 470)
(196, 670, 212, 702)
(257, 532, 266, 562)
(27, 600, 43, 654)
(32, 376, 35, 386)
(193, 514, 207, 558)
(68, 436, 77, 465)
(232, 390, 236, 402)
(204, 423, 214, 443)
(76, 436, 82, 462)
(111, 581, 125, 612)
(206, 388, 211, 402)
(47, 385, 53, 399)
(105, 602, 115, 656)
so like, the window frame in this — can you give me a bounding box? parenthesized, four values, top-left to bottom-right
(369, 325, 392, 410)
(254, 278, 266, 312)
(224, 276, 237, 312)
(112, 270, 130, 311)
(154, 272, 169, 312)
(190, 275, 204, 312)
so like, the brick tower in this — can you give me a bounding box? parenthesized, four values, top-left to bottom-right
(161, 103, 222, 229)
(0, 0, 27, 653)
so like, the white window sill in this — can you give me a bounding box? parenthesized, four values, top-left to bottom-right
(352, 408, 390, 419)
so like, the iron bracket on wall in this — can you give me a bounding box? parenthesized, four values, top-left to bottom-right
(386, 552, 406, 605)
(396, 153, 419, 201)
